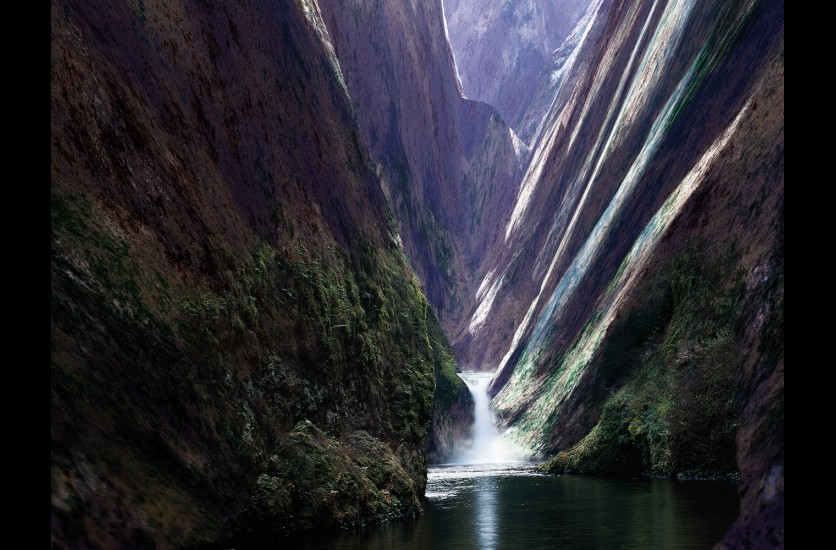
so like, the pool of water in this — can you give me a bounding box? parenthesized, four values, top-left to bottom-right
(303, 462, 739, 549)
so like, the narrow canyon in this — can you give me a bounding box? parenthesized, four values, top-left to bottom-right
(51, 0, 783, 548)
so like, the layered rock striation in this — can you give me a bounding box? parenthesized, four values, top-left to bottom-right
(443, 0, 783, 546)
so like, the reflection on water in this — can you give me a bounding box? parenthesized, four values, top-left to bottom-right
(475, 475, 497, 549)
(301, 462, 739, 549)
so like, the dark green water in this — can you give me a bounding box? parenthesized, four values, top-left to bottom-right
(305, 463, 739, 549)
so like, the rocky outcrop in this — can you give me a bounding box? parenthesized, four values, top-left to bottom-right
(51, 0, 451, 546)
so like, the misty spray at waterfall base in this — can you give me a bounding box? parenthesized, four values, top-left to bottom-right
(449, 372, 523, 465)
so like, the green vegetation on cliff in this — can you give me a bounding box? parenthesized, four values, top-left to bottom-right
(540, 244, 743, 478)
(428, 315, 467, 415)
(52, 184, 444, 545)
(50, 0, 470, 543)
(240, 420, 421, 541)
(426, 313, 474, 463)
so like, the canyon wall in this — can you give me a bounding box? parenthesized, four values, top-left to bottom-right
(318, 0, 523, 331)
(445, 0, 783, 546)
(52, 0, 458, 545)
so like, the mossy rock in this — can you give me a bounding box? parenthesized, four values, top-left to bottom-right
(239, 420, 420, 541)
(540, 245, 743, 479)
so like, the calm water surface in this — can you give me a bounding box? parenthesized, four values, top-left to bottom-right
(306, 462, 738, 549)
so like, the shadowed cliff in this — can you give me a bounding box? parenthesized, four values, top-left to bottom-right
(317, 0, 528, 461)
(52, 0, 458, 545)
(318, 0, 524, 331)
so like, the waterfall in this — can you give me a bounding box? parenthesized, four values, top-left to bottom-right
(452, 372, 521, 464)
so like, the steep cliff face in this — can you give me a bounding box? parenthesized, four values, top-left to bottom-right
(51, 0, 452, 546)
(317, 0, 529, 461)
(443, 0, 588, 143)
(508, 0, 611, 145)
(317, 0, 522, 332)
(450, 0, 783, 545)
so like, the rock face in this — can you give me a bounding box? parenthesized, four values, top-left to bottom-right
(443, 0, 589, 142)
(317, 0, 523, 332)
(317, 0, 530, 460)
(443, 0, 783, 546)
(51, 0, 454, 546)
(425, 316, 474, 464)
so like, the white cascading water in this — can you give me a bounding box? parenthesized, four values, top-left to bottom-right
(451, 372, 521, 464)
